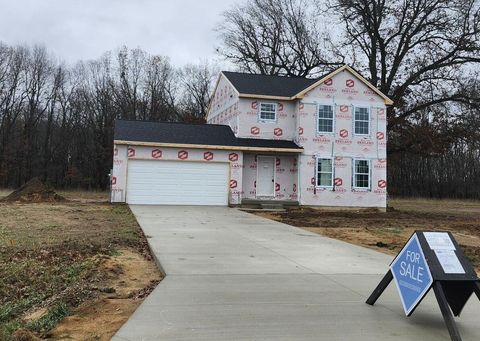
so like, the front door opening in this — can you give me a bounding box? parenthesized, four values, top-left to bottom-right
(256, 156, 275, 197)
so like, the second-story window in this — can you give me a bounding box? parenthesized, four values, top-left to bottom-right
(259, 102, 277, 121)
(317, 105, 334, 133)
(354, 106, 370, 135)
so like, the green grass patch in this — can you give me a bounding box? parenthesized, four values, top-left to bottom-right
(0, 320, 22, 341)
(27, 302, 71, 334)
(0, 296, 43, 322)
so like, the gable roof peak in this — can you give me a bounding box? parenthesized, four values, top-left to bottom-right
(217, 64, 393, 105)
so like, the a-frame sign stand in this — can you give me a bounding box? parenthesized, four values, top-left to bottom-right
(366, 231, 480, 341)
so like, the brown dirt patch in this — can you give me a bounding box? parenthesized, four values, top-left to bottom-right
(47, 249, 161, 341)
(1, 178, 66, 203)
(254, 198, 480, 271)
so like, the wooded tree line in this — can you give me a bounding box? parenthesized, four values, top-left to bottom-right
(0, 0, 479, 198)
(0, 44, 217, 189)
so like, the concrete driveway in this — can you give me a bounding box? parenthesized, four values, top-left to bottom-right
(112, 206, 480, 341)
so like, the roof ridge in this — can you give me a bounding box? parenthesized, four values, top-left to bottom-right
(115, 119, 229, 128)
(221, 70, 318, 81)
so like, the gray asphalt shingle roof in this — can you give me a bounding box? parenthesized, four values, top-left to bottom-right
(114, 120, 303, 150)
(222, 71, 319, 97)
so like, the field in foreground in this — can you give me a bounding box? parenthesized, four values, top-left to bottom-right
(0, 192, 162, 341)
(254, 198, 480, 271)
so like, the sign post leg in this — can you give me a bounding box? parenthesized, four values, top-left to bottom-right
(366, 270, 393, 305)
(473, 281, 480, 301)
(433, 281, 462, 341)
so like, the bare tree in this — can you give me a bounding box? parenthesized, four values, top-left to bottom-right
(327, 0, 480, 153)
(0, 45, 28, 186)
(217, 0, 342, 76)
(178, 61, 218, 122)
(142, 54, 179, 121)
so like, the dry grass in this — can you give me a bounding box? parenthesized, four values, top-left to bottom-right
(0, 200, 161, 341)
(56, 190, 109, 202)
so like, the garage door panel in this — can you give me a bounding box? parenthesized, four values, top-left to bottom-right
(126, 160, 229, 205)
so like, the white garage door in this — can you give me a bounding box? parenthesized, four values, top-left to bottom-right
(126, 159, 229, 205)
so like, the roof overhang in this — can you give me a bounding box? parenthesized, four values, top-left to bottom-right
(114, 140, 304, 153)
(238, 93, 292, 101)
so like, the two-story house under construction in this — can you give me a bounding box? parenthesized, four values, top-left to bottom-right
(111, 65, 392, 209)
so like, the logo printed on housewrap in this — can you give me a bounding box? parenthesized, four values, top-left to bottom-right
(377, 132, 385, 140)
(311, 177, 316, 185)
(334, 157, 347, 168)
(293, 183, 297, 192)
(229, 179, 238, 189)
(114, 148, 118, 156)
(298, 127, 304, 135)
(277, 103, 284, 111)
(324, 78, 333, 86)
(299, 103, 304, 110)
(251, 101, 258, 110)
(346, 79, 355, 88)
(111, 176, 117, 185)
(339, 129, 349, 138)
(375, 159, 387, 169)
(358, 139, 374, 146)
(313, 136, 331, 144)
(378, 180, 387, 188)
(204, 151, 214, 161)
(127, 147, 135, 157)
(229, 153, 239, 162)
(251, 126, 260, 135)
(276, 158, 281, 166)
(178, 150, 189, 160)
(340, 105, 349, 113)
(378, 108, 387, 121)
(275, 183, 280, 192)
(152, 149, 162, 159)
(274, 128, 283, 136)
(363, 89, 376, 96)
(334, 177, 347, 192)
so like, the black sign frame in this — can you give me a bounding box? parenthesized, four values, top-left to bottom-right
(366, 230, 480, 341)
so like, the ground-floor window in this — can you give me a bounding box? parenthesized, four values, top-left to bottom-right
(316, 158, 333, 187)
(353, 159, 370, 189)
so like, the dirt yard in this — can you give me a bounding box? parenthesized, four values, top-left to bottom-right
(0, 190, 162, 341)
(254, 198, 480, 271)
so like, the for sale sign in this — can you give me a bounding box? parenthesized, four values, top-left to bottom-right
(368, 232, 480, 341)
(390, 234, 433, 315)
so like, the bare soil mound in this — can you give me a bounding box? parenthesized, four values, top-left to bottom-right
(1, 177, 67, 203)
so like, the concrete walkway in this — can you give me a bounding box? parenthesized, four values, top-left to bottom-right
(112, 206, 480, 341)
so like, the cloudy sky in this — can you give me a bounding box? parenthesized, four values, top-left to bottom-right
(0, 0, 241, 66)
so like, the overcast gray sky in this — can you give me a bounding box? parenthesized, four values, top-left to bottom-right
(0, 0, 241, 66)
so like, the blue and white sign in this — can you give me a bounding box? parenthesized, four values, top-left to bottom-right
(390, 234, 433, 315)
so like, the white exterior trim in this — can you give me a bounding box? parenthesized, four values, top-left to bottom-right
(315, 156, 334, 189)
